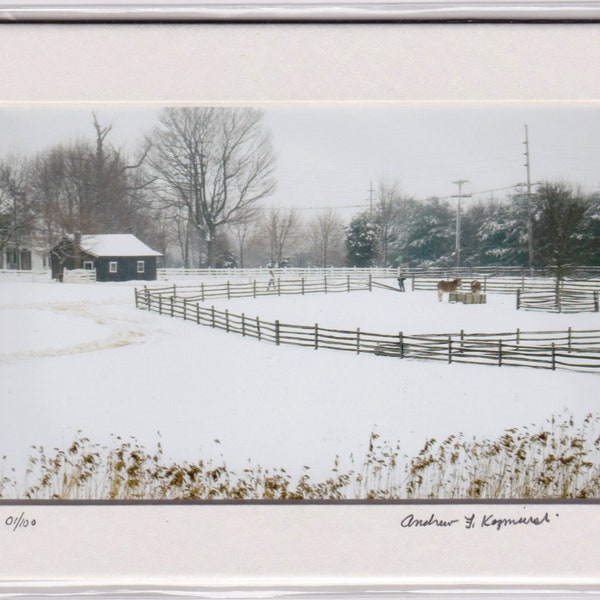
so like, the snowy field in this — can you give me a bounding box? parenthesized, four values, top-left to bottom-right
(1, 279, 598, 491)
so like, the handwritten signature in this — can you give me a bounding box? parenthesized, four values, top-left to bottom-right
(401, 511, 557, 531)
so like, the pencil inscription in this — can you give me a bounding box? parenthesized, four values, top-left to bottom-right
(401, 511, 557, 532)
(4, 512, 36, 532)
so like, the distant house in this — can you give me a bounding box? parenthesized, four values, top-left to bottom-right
(50, 233, 163, 282)
(1, 242, 48, 271)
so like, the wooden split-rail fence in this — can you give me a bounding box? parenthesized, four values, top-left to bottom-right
(517, 288, 600, 313)
(134, 282, 600, 373)
(413, 275, 600, 313)
(137, 275, 372, 302)
(412, 275, 600, 295)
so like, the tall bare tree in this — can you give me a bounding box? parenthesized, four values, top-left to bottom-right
(148, 107, 276, 267)
(374, 179, 407, 267)
(307, 209, 345, 267)
(30, 115, 154, 248)
(0, 156, 36, 268)
(261, 207, 302, 266)
(533, 182, 590, 296)
(227, 204, 262, 268)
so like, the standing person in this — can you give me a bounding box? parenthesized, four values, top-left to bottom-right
(267, 262, 276, 290)
(397, 267, 406, 292)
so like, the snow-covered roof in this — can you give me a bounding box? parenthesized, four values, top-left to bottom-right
(74, 234, 162, 258)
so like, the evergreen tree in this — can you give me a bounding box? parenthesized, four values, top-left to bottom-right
(345, 211, 377, 267)
(398, 198, 454, 266)
(474, 198, 528, 266)
(580, 192, 600, 265)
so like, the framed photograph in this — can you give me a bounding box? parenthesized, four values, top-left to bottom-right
(0, 23, 599, 597)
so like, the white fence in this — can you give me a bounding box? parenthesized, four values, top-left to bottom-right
(0, 269, 51, 282)
(158, 266, 600, 282)
(158, 267, 400, 281)
(62, 268, 97, 284)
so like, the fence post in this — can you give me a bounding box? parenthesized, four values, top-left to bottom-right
(173, 284, 177, 297)
(253, 280, 257, 298)
(460, 329, 464, 353)
(227, 281, 231, 300)
(324, 276, 328, 294)
(134, 288, 139, 309)
(277, 278, 281, 296)
(159, 296, 162, 315)
(347, 275, 351, 293)
(399, 332, 404, 358)
(448, 337, 452, 363)
(594, 290, 599, 312)
(301, 277, 305, 295)
(568, 327, 572, 352)
(275, 320, 280, 345)
(516, 289, 521, 310)
(411, 275, 415, 292)
(314, 323, 319, 349)
(356, 328, 361, 354)
(368, 274, 372, 292)
(498, 340, 503, 367)
(242, 313, 246, 336)
(483, 276, 487, 293)
(145, 287, 150, 311)
(196, 303, 200, 325)
(170, 296, 174, 317)
(183, 297, 187, 321)
(201, 282, 205, 302)
(516, 328, 520, 346)
(225, 309, 230, 333)
(551, 343, 556, 370)
(257, 317, 261, 341)
(211, 306, 215, 328)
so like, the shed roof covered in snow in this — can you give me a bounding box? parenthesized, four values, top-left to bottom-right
(72, 234, 163, 258)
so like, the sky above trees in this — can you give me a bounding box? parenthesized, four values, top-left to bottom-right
(1, 104, 599, 220)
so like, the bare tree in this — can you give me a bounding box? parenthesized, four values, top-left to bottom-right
(0, 156, 36, 268)
(148, 107, 276, 267)
(307, 209, 345, 267)
(261, 207, 302, 266)
(227, 204, 262, 268)
(533, 181, 590, 297)
(374, 178, 406, 266)
(30, 115, 154, 248)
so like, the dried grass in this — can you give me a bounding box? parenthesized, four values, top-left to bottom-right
(2, 413, 599, 500)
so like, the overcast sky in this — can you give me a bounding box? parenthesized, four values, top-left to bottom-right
(1, 104, 599, 220)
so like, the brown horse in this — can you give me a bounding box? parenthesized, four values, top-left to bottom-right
(471, 280, 482, 295)
(437, 278, 462, 301)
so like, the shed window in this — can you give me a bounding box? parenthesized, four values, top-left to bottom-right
(137, 260, 145, 273)
(109, 261, 118, 273)
(83, 261, 94, 270)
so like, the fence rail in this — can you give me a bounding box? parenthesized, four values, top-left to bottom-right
(0, 269, 51, 282)
(158, 267, 398, 281)
(517, 289, 600, 313)
(135, 287, 600, 373)
(412, 275, 600, 294)
(158, 265, 600, 282)
(139, 276, 372, 303)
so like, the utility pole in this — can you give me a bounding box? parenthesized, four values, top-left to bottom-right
(451, 179, 470, 268)
(368, 181, 375, 217)
(523, 124, 534, 272)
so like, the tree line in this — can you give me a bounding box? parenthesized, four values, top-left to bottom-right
(0, 108, 347, 269)
(346, 180, 600, 275)
(1, 107, 598, 271)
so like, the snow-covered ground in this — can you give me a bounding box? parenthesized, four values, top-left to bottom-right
(1, 279, 598, 489)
